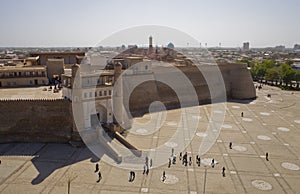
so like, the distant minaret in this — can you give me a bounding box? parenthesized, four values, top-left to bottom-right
(149, 35, 153, 48)
(148, 35, 154, 56)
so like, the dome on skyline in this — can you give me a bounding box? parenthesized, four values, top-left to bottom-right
(167, 42, 174, 49)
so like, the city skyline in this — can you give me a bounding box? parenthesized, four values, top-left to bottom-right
(0, 0, 299, 48)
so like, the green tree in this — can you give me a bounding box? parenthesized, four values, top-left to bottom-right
(286, 60, 293, 66)
(265, 68, 279, 82)
(251, 60, 276, 80)
(295, 71, 300, 82)
(262, 60, 276, 69)
(255, 63, 267, 80)
(295, 72, 300, 88)
(280, 64, 295, 86)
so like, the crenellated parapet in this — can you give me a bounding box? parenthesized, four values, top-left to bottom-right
(0, 98, 68, 102)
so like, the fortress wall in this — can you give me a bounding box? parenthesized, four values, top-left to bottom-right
(0, 99, 73, 143)
(179, 66, 228, 102)
(221, 63, 256, 99)
(128, 80, 162, 116)
(0, 63, 256, 143)
(179, 63, 256, 100)
(129, 63, 256, 116)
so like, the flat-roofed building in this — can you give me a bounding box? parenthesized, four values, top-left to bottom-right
(30, 51, 85, 66)
(124, 56, 143, 67)
(46, 58, 64, 79)
(0, 64, 48, 87)
(25, 56, 39, 66)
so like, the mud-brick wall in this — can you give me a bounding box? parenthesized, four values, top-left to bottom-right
(222, 63, 256, 100)
(0, 99, 73, 143)
(128, 63, 256, 116)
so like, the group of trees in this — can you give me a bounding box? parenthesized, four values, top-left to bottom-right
(249, 60, 300, 88)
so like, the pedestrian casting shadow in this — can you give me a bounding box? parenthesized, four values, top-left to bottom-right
(0, 142, 116, 185)
(31, 144, 102, 185)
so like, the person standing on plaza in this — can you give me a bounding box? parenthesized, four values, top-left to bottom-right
(222, 167, 226, 177)
(196, 156, 201, 167)
(145, 156, 149, 166)
(97, 171, 102, 183)
(266, 152, 269, 161)
(143, 165, 146, 174)
(229, 141, 232, 149)
(162, 171, 166, 182)
(129, 171, 133, 182)
(172, 155, 176, 164)
(95, 163, 99, 173)
(183, 152, 188, 166)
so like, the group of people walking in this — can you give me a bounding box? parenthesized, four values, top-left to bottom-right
(93, 146, 270, 183)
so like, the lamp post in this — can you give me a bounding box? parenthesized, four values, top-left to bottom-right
(203, 165, 207, 194)
(203, 160, 218, 194)
(66, 173, 77, 194)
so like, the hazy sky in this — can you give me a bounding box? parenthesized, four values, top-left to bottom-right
(0, 0, 299, 47)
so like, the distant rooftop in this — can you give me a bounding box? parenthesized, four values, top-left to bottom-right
(30, 51, 85, 56)
(25, 56, 39, 61)
(0, 86, 62, 100)
(47, 58, 64, 62)
(80, 70, 114, 77)
(0, 65, 46, 71)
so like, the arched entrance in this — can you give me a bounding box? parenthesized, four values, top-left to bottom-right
(90, 103, 107, 127)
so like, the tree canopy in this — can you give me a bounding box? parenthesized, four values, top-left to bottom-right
(250, 60, 299, 85)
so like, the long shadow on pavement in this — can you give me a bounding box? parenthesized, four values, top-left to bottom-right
(0, 143, 102, 185)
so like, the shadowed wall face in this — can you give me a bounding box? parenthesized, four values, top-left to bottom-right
(0, 100, 73, 143)
(129, 80, 180, 117)
(128, 63, 256, 117)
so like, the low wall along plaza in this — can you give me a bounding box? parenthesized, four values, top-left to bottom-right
(0, 99, 74, 143)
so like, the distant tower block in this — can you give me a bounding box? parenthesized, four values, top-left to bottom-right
(243, 42, 250, 51)
(149, 35, 153, 48)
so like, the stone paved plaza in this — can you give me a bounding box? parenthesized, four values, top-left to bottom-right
(0, 83, 300, 194)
